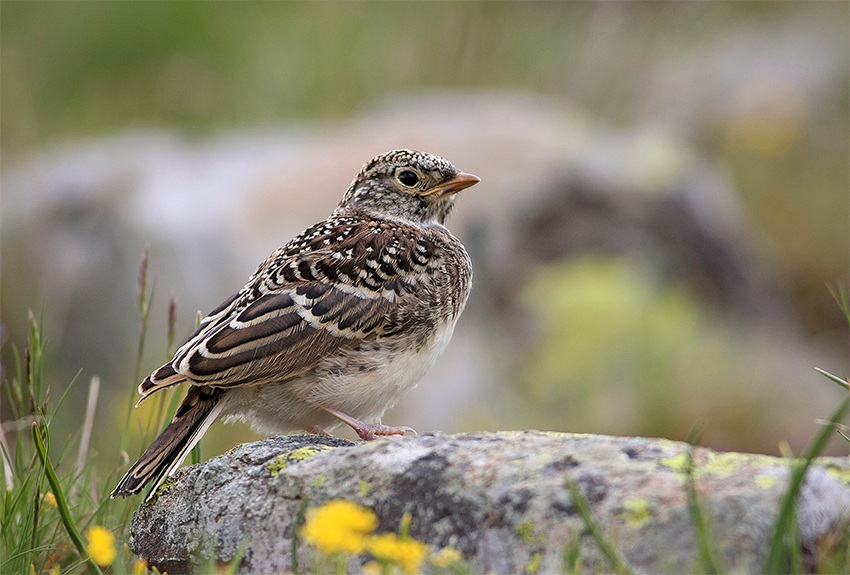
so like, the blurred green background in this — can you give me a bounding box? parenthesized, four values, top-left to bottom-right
(2, 1, 848, 471)
(4, 1, 846, 313)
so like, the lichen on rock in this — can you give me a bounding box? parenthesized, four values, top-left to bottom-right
(129, 431, 850, 574)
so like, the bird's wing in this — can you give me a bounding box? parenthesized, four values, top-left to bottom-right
(138, 218, 431, 400)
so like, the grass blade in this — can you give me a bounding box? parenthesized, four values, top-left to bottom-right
(223, 535, 250, 575)
(291, 499, 308, 575)
(75, 376, 100, 480)
(684, 447, 724, 574)
(763, 394, 850, 573)
(815, 367, 849, 390)
(31, 422, 103, 575)
(826, 283, 849, 325)
(567, 481, 632, 575)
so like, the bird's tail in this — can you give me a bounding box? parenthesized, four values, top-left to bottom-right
(111, 387, 223, 499)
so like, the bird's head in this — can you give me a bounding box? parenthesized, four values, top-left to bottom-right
(338, 149, 480, 225)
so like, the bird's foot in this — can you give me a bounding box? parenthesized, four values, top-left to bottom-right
(306, 426, 333, 437)
(321, 407, 416, 441)
(354, 423, 417, 441)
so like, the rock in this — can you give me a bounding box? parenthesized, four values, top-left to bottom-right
(129, 431, 850, 574)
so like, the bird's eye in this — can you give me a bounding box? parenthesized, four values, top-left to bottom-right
(398, 170, 419, 187)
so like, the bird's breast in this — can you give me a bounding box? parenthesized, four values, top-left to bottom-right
(311, 317, 461, 420)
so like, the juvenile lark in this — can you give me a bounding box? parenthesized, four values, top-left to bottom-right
(112, 149, 478, 498)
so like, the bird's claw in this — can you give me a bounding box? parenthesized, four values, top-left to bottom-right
(306, 426, 333, 437)
(354, 423, 416, 441)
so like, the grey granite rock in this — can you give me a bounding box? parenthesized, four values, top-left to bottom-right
(129, 432, 850, 574)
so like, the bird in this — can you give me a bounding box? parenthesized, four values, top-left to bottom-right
(111, 149, 479, 498)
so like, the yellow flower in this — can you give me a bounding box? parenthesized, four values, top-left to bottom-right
(43, 491, 57, 508)
(431, 546, 463, 568)
(86, 525, 117, 567)
(131, 558, 148, 575)
(367, 532, 428, 574)
(302, 499, 378, 555)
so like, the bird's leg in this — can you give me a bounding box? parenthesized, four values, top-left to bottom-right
(321, 407, 416, 441)
(306, 426, 333, 437)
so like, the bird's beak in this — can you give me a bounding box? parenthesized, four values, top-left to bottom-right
(425, 172, 481, 197)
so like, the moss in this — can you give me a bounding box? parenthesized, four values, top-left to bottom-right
(526, 551, 542, 574)
(699, 453, 747, 478)
(291, 445, 333, 461)
(267, 444, 336, 477)
(661, 451, 773, 479)
(312, 475, 327, 488)
(822, 463, 850, 486)
(622, 497, 652, 528)
(516, 520, 536, 545)
(267, 455, 288, 477)
(158, 476, 178, 493)
(358, 480, 371, 497)
(660, 452, 690, 473)
(755, 474, 779, 489)
(143, 476, 178, 509)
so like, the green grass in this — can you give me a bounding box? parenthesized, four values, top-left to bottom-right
(567, 481, 632, 575)
(0, 251, 177, 574)
(684, 431, 725, 574)
(764, 394, 850, 574)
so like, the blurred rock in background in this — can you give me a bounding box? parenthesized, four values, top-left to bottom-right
(1, 2, 847, 461)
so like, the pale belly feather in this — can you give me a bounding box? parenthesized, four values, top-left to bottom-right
(222, 319, 458, 434)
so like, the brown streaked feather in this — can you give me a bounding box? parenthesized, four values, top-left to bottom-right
(183, 291, 241, 343)
(137, 218, 437, 399)
(138, 364, 185, 401)
(184, 322, 336, 383)
(175, 288, 399, 387)
(112, 387, 222, 498)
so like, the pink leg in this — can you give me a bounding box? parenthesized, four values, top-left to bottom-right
(321, 407, 416, 441)
(306, 426, 333, 437)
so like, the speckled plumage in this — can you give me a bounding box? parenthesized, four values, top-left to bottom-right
(112, 149, 478, 498)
